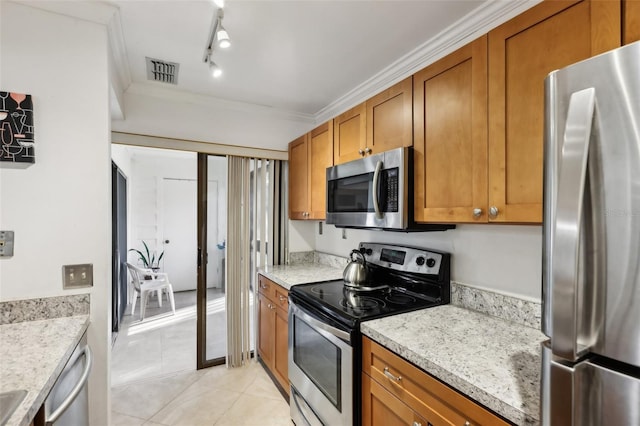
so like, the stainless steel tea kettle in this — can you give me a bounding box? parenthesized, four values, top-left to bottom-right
(343, 249, 368, 287)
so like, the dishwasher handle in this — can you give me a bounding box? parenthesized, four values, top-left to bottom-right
(45, 346, 92, 426)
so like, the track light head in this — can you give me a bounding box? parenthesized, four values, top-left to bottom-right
(209, 59, 222, 78)
(216, 22, 230, 49)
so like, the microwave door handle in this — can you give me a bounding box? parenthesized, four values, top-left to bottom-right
(551, 87, 595, 361)
(372, 160, 383, 219)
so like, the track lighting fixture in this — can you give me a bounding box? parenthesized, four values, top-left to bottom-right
(203, 6, 231, 78)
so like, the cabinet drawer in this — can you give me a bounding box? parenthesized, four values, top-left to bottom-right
(362, 337, 510, 426)
(274, 286, 289, 311)
(258, 275, 276, 300)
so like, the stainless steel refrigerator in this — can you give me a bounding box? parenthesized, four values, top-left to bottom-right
(541, 41, 640, 425)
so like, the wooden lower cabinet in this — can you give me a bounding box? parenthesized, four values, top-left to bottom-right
(257, 274, 289, 395)
(363, 373, 430, 426)
(362, 337, 510, 426)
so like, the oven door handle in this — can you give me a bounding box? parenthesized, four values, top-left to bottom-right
(290, 302, 351, 343)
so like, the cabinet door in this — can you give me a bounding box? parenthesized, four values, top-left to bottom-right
(274, 306, 289, 395)
(288, 134, 309, 220)
(334, 103, 366, 164)
(308, 121, 334, 220)
(624, 0, 640, 44)
(362, 373, 436, 426)
(257, 292, 275, 368)
(488, 0, 620, 223)
(414, 36, 488, 223)
(366, 77, 413, 155)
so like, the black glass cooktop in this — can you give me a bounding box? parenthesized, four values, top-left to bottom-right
(289, 279, 442, 326)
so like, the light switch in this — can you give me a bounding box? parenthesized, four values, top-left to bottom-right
(63, 264, 93, 289)
(0, 231, 15, 257)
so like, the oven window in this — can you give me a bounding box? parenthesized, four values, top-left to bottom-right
(293, 316, 342, 410)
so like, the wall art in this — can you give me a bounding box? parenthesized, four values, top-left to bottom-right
(0, 91, 35, 167)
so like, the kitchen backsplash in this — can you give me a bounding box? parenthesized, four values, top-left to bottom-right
(0, 294, 90, 324)
(451, 282, 541, 330)
(289, 251, 348, 269)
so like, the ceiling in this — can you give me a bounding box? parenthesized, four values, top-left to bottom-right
(111, 0, 487, 116)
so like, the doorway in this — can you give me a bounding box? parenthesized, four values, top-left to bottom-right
(110, 145, 228, 385)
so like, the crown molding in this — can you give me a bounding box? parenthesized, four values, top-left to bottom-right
(314, 0, 542, 124)
(125, 82, 316, 123)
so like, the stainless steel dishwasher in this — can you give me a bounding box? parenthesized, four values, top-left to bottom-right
(44, 332, 92, 426)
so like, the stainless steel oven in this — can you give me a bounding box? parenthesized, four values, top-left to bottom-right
(288, 242, 451, 426)
(288, 300, 354, 426)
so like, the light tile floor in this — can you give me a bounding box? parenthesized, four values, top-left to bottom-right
(111, 290, 283, 425)
(111, 362, 291, 426)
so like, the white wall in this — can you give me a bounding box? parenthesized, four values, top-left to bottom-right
(0, 3, 111, 424)
(308, 222, 542, 301)
(112, 88, 313, 151)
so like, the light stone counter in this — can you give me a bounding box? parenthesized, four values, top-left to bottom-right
(0, 315, 90, 426)
(361, 305, 546, 425)
(259, 262, 344, 290)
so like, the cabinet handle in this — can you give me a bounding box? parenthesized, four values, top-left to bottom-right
(279, 295, 287, 302)
(472, 208, 482, 218)
(358, 149, 365, 156)
(413, 422, 422, 426)
(489, 206, 499, 218)
(260, 283, 268, 289)
(364, 147, 372, 154)
(383, 366, 402, 382)
(464, 422, 471, 426)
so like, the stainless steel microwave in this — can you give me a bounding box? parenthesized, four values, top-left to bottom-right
(325, 147, 454, 231)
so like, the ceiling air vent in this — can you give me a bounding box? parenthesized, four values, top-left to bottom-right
(146, 57, 179, 85)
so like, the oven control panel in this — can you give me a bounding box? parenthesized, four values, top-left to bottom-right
(358, 242, 444, 275)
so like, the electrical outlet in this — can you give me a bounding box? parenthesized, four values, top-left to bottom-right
(0, 231, 15, 257)
(342, 229, 347, 239)
(63, 264, 93, 289)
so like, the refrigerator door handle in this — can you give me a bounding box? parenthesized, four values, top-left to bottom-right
(551, 87, 596, 361)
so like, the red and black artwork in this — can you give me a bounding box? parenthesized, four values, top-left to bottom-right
(0, 91, 35, 166)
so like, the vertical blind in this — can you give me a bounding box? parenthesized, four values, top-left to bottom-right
(226, 156, 286, 367)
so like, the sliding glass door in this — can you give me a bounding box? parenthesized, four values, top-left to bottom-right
(197, 154, 228, 368)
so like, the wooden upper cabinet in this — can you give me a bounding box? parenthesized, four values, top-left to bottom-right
(288, 134, 309, 220)
(308, 121, 334, 219)
(413, 36, 488, 224)
(487, 0, 621, 223)
(288, 121, 333, 220)
(366, 76, 413, 155)
(334, 103, 366, 164)
(624, 0, 640, 44)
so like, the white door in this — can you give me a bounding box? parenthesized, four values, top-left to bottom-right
(162, 179, 197, 292)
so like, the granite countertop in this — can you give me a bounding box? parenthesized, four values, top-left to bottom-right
(259, 262, 344, 290)
(361, 305, 546, 425)
(0, 315, 90, 426)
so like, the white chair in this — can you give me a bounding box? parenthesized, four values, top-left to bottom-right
(126, 263, 176, 320)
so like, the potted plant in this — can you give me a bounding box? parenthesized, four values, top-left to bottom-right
(129, 240, 164, 272)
